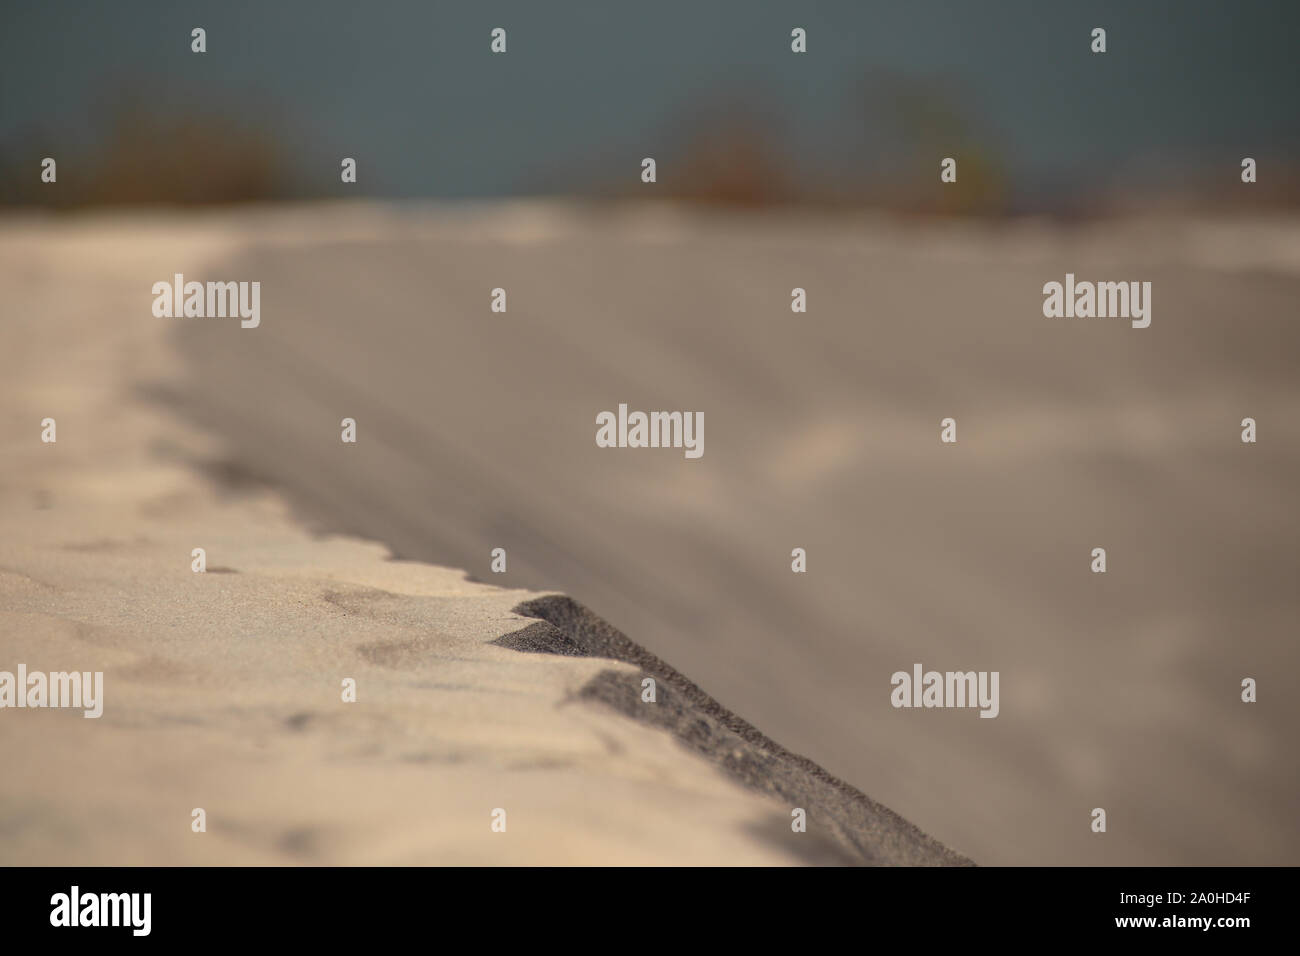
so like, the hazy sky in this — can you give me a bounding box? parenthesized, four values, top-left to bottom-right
(2, 0, 1297, 200)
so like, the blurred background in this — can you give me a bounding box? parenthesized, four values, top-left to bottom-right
(2, 1, 1298, 866)
(2, 0, 1299, 215)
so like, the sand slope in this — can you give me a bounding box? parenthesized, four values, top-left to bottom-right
(0, 212, 965, 864)
(151, 202, 1300, 865)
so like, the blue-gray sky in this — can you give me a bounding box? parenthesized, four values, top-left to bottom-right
(2, 0, 1297, 204)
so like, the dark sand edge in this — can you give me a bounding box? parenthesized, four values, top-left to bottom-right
(499, 595, 975, 866)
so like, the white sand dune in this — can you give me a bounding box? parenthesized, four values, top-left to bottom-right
(0, 211, 964, 865)
(3, 203, 1298, 865)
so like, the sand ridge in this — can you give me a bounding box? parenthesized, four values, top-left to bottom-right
(0, 211, 966, 865)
